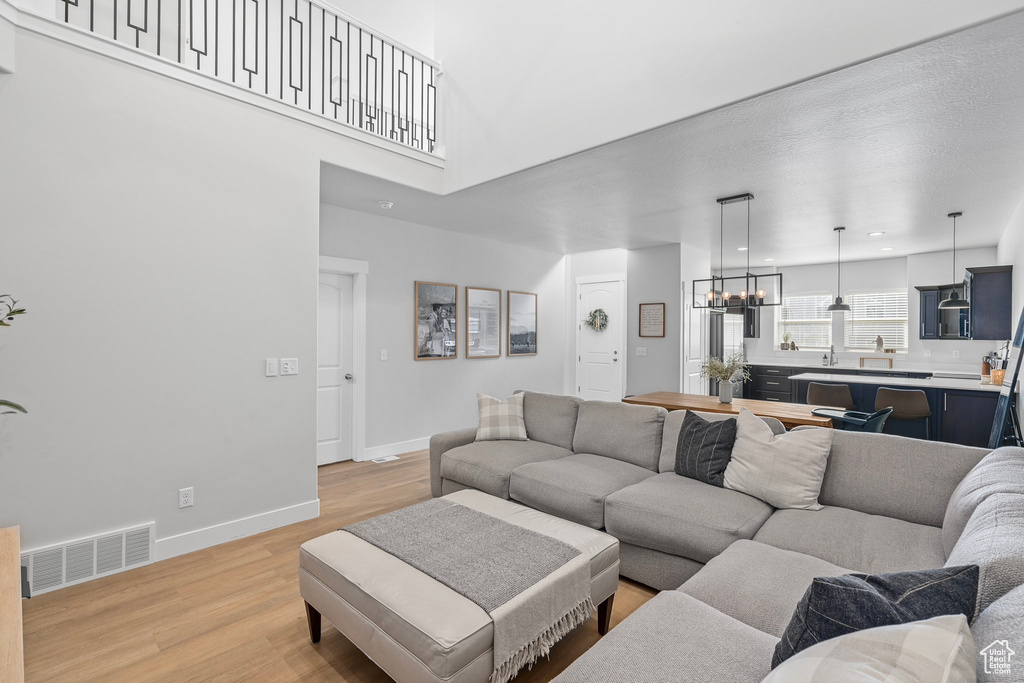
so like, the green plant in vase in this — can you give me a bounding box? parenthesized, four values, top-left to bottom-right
(699, 353, 750, 403)
(781, 332, 792, 351)
(1, 294, 27, 414)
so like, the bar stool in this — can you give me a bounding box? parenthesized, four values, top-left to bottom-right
(807, 382, 855, 410)
(812, 407, 893, 433)
(875, 387, 931, 440)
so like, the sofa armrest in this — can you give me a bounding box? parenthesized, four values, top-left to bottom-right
(429, 428, 477, 497)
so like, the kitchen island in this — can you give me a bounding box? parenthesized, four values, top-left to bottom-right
(790, 372, 1007, 446)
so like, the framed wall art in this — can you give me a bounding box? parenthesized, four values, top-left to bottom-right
(507, 291, 538, 356)
(415, 281, 458, 360)
(466, 287, 502, 358)
(639, 302, 666, 338)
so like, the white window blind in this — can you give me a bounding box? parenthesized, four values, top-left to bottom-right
(779, 294, 832, 349)
(844, 290, 909, 350)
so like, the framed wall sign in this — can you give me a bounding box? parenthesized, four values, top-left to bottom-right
(639, 302, 665, 338)
(507, 291, 538, 356)
(466, 287, 501, 358)
(414, 281, 458, 360)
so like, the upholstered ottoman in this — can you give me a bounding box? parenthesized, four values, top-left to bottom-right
(299, 489, 620, 683)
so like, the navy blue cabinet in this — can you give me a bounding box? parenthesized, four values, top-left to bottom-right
(966, 266, 1013, 340)
(920, 290, 940, 339)
(941, 390, 1000, 448)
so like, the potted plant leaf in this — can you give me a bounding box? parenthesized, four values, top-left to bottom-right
(1, 294, 27, 414)
(780, 332, 792, 351)
(699, 353, 751, 403)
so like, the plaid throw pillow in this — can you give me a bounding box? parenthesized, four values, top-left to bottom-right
(475, 393, 528, 441)
(763, 614, 976, 683)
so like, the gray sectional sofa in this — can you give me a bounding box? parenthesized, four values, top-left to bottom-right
(430, 391, 1024, 681)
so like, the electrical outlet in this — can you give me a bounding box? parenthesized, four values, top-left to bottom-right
(952, 349, 960, 359)
(265, 358, 279, 377)
(380, 349, 388, 361)
(178, 487, 194, 509)
(636, 347, 647, 357)
(280, 358, 298, 375)
(924, 349, 932, 357)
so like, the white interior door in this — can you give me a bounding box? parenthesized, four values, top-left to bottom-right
(683, 288, 708, 395)
(318, 272, 354, 465)
(576, 280, 625, 401)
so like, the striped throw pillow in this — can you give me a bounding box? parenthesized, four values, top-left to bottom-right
(674, 411, 737, 487)
(762, 614, 977, 683)
(475, 393, 528, 441)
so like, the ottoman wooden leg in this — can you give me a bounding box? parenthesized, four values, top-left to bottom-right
(597, 594, 614, 635)
(305, 601, 322, 643)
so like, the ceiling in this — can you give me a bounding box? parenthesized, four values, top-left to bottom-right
(320, 10, 1024, 269)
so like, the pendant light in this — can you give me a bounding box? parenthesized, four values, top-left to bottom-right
(939, 212, 970, 310)
(827, 226, 851, 312)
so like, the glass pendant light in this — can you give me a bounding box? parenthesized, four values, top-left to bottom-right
(827, 226, 851, 312)
(939, 212, 970, 310)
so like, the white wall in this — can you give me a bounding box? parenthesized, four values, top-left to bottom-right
(745, 248, 1003, 371)
(329, 0, 435, 58)
(433, 0, 1024, 191)
(626, 245, 681, 396)
(998, 192, 1024, 329)
(0, 28, 439, 558)
(319, 205, 565, 448)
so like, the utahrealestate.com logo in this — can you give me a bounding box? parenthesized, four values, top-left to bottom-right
(980, 640, 1016, 676)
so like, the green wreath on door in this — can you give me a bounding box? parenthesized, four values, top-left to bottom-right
(584, 308, 609, 331)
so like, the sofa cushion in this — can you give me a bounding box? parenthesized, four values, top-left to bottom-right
(942, 446, 1024, 557)
(440, 440, 572, 499)
(772, 564, 980, 667)
(764, 614, 977, 683)
(572, 401, 666, 470)
(550, 591, 778, 683)
(520, 391, 582, 450)
(818, 429, 987, 527)
(970, 584, 1024, 680)
(674, 410, 736, 487)
(604, 472, 773, 563)
(658, 410, 785, 473)
(724, 409, 832, 510)
(474, 393, 527, 441)
(679, 540, 851, 638)
(509, 453, 656, 529)
(945, 492, 1024, 617)
(753, 506, 946, 574)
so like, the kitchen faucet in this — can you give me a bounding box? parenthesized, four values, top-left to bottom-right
(829, 345, 838, 367)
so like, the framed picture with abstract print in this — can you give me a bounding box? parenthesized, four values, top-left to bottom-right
(507, 291, 538, 356)
(415, 281, 458, 360)
(466, 287, 502, 358)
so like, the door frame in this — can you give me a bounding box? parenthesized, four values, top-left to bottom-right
(575, 274, 627, 399)
(318, 256, 369, 462)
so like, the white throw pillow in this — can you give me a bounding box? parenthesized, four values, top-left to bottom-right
(762, 614, 977, 683)
(475, 393, 528, 441)
(723, 408, 832, 510)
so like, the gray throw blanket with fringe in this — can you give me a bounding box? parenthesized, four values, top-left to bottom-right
(344, 498, 594, 683)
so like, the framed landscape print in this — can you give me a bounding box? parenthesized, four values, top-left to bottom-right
(507, 291, 538, 356)
(415, 281, 458, 360)
(466, 287, 502, 358)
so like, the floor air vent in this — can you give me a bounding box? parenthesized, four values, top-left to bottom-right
(21, 522, 155, 596)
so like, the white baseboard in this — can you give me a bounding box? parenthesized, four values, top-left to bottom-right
(154, 498, 320, 561)
(361, 437, 429, 461)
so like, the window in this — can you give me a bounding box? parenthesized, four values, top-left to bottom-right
(844, 290, 909, 350)
(779, 293, 832, 349)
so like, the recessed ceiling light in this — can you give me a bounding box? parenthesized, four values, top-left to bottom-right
(881, 247, 893, 251)
(763, 258, 774, 262)
(737, 247, 748, 251)
(867, 231, 885, 236)
(378, 200, 394, 210)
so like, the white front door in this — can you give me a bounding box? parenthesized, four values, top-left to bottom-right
(683, 287, 708, 395)
(318, 272, 354, 465)
(576, 280, 625, 401)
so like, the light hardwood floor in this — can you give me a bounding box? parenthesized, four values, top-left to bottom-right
(23, 451, 657, 682)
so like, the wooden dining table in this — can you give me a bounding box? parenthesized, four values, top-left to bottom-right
(622, 392, 834, 429)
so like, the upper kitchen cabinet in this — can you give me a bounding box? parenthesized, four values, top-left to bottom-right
(916, 265, 1012, 341)
(965, 266, 1013, 340)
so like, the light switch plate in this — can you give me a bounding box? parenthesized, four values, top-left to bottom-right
(265, 358, 279, 377)
(280, 358, 298, 375)
(952, 349, 960, 359)
(636, 347, 647, 356)
(380, 349, 388, 361)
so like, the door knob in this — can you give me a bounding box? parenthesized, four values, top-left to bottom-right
(345, 373, 353, 380)
(612, 358, 618, 362)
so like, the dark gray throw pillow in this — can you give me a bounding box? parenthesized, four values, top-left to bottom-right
(674, 411, 737, 487)
(772, 564, 980, 669)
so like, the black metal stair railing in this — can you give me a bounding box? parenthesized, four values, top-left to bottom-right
(56, 0, 438, 154)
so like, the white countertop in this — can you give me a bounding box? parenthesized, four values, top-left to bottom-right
(748, 358, 982, 377)
(789, 372, 1008, 393)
